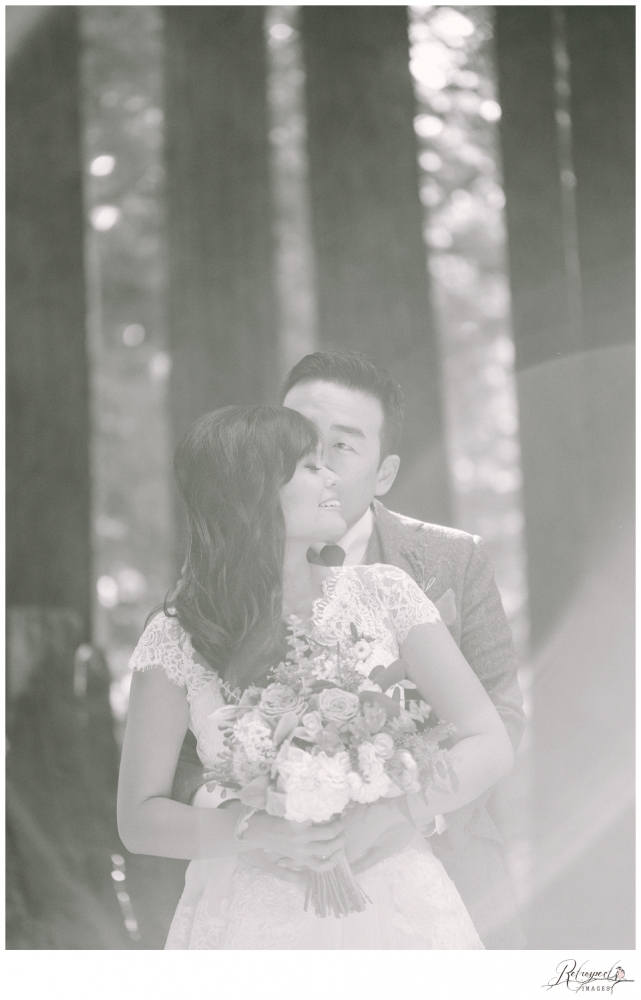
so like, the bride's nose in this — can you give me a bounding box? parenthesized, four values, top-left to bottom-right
(324, 468, 340, 487)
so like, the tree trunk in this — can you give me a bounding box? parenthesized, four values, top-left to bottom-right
(301, 6, 450, 526)
(495, 6, 588, 648)
(564, 3, 635, 564)
(163, 6, 278, 450)
(6, 6, 92, 635)
(565, 5, 635, 353)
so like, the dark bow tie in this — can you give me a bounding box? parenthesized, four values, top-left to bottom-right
(307, 544, 346, 567)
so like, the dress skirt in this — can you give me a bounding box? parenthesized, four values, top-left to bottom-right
(165, 835, 484, 950)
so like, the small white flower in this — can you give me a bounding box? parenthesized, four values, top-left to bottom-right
(310, 655, 336, 681)
(233, 712, 276, 764)
(352, 640, 372, 660)
(408, 699, 432, 722)
(348, 746, 394, 803)
(387, 707, 417, 735)
(358, 678, 382, 694)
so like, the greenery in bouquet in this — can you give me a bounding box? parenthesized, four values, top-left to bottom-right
(206, 616, 458, 824)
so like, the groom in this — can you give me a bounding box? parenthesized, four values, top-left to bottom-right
(173, 350, 526, 948)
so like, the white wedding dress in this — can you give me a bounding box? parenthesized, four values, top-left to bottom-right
(130, 564, 483, 949)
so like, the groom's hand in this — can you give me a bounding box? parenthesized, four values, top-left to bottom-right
(350, 822, 417, 874)
(342, 801, 415, 873)
(240, 849, 308, 885)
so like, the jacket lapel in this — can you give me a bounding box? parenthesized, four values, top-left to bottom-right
(369, 502, 460, 635)
(367, 501, 429, 583)
(364, 516, 383, 564)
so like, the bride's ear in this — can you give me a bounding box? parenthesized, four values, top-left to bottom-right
(374, 454, 400, 497)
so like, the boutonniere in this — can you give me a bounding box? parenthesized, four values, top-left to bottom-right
(400, 547, 457, 625)
(400, 547, 435, 594)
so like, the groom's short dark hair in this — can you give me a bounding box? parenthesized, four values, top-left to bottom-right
(281, 350, 404, 457)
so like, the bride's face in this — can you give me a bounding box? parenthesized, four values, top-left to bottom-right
(280, 445, 347, 545)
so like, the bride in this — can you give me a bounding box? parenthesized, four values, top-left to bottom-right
(117, 405, 513, 949)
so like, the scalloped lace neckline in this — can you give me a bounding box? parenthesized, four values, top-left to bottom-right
(290, 565, 368, 645)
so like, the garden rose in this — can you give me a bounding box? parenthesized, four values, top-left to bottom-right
(259, 683, 306, 722)
(318, 687, 360, 724)
(299, 711, 323, 738)
(372, 732, 395, 759)
(302, 710, 322, 733)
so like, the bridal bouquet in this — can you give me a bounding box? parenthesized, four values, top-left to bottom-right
(207, 618, 457, 918)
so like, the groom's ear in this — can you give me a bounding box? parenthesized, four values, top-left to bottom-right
(374, 454, 400, 497)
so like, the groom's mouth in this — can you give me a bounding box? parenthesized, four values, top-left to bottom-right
(319, 499, 341, 508)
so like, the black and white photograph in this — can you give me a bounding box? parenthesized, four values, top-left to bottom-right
(5, 1, 636, 992)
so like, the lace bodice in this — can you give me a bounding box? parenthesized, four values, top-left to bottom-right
(311, 563, 440, 649)
(129, 564, 441, 771)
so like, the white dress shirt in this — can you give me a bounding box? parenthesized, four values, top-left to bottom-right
(311, 506, 375, 565)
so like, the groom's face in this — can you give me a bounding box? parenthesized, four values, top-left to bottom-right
(283, 380, 400, 530)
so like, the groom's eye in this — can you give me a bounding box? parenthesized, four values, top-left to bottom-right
(334, 442, 354, 453)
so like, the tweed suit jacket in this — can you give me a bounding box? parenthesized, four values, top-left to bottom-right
(367, 500, 525, 757)
(365, 501, 526, 947)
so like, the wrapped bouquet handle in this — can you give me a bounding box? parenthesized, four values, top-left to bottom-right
(304, 847, 370, 918)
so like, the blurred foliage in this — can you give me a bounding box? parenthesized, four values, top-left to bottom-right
(80, 6, 174, 707)
(265, 6, 319, 375)
(409, 5, 528, 654)
(408, 9, 530, 890)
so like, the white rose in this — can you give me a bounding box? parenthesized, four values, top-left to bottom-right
(372, 732, 395, 759)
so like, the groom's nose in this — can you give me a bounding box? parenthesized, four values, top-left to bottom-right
(320, 443, 335, 470)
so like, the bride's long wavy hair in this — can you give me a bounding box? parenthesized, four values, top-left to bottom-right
(169, 404, 319, 689)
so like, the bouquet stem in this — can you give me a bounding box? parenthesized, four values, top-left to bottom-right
(304, 851, 370, 918)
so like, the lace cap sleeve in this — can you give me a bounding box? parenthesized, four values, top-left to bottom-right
(129, 612, 196, 688)
(372, 564, 441, 646)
